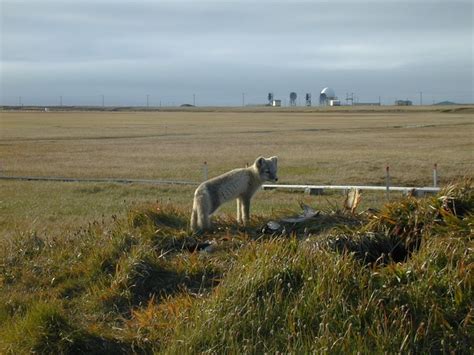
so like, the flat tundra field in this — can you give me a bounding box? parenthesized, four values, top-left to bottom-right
(2, 107, 473, 184)
(1, 106, 473, 234)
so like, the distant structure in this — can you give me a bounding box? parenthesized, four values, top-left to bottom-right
(267, 92, 274, 106)
(289, 92, 297, 106)
(345, 93, 354, 105)
(319, 87, 337, 106)
(353, 98, 382, 106)
(305, 93, 312, 106)
(353, 102, 381, 106)
(395, 99, 413, 106)
(272, 99, 282, 107)
(433, 101, 457, 105)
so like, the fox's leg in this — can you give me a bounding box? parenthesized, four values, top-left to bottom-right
(236, 197, 243, 224)
(241, 196, 251, 226)
(197, 195, 213, 230)
(190, 194, 201, 232)
(204, 214, 211, 229)
(196, 205, 207, 230)
(190, 208, 197, 232)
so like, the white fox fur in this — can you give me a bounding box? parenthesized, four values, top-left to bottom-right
(190, 156, 278, 232)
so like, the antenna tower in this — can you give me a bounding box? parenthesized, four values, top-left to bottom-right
(267, 92, 274, 105)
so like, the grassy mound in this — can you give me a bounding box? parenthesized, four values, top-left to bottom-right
(168, 237, 472, 353)
(0, 181, 472, 353)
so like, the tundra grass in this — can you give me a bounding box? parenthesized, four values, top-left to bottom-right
(1, 108, 472, 186)
(0, 181, 472, 353)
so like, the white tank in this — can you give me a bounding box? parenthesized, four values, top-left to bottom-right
(320, 87, 336, 99)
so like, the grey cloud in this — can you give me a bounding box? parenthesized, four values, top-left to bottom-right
(1, 1, 472, 105)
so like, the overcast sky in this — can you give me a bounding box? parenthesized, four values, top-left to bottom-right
(1, 0, 472, 106)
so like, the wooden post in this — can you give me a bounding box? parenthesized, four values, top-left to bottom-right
(203, 161, 208, 181)
(433, 163, 438, 187)
(385, 165, 390, 200)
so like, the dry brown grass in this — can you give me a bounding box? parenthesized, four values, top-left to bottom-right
(1, 107, 473, 186)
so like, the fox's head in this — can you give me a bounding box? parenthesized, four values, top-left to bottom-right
(255, 156, 278, 182)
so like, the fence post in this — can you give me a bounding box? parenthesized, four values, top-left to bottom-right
(203, 161, 208, 181)
(385, 165, 390, 200)
(433, 163, 438, 187)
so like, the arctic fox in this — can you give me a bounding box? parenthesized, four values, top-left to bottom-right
(190, 156, 278, 232)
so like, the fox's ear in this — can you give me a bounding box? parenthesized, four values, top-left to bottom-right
(255, 156, 264, 168)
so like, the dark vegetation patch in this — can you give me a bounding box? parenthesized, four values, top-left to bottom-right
(315, 180, 473, 264)
(76, 185, 106, 194)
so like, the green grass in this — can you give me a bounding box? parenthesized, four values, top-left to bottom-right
(0, 181, 196, 238)
(0, 180, 472, 353)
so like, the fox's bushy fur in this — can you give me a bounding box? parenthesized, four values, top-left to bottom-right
(190, 156, 278, 232)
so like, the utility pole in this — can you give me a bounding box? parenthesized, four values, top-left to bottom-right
(60, 95, 63, 106)
(242, 92, 245, 107)
(146, 94, 149, 108)
(193, 94, 196, 106)
(419, 91, 423, 106)
(101, 95, 105, 108)
(19, 96, 22, 107)
(346, 92, 354, 105)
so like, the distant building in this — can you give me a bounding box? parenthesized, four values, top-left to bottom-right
(395, 100, 413, 106)
(272, 99, 282, 107)
(320, 87, 337, 105)
(329, 99, 341, 106)
(353, 102, 381, 106)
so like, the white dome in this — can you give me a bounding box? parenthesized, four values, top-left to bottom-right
(320, 87, 336, 98)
